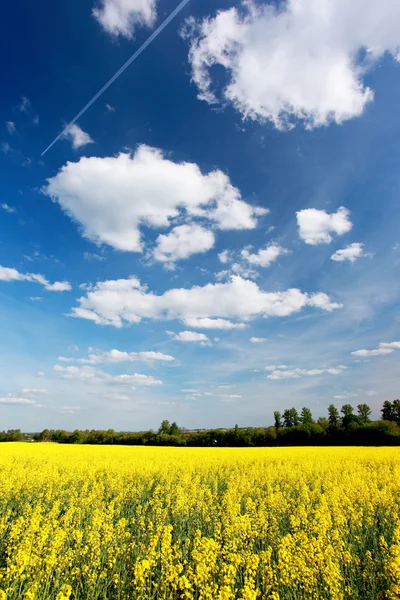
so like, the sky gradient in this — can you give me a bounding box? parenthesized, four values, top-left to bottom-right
(1, 0, 400, 431)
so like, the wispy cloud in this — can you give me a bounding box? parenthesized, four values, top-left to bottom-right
(18, 96, 39, 125)
(61, 124, 94, 150)
(1, 203, 16, 214)
(5, 121, 16, 135)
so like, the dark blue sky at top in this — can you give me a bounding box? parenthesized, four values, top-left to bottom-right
(0, 0, 400, 430)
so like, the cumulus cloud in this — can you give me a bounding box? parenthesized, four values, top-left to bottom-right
(153, 224, 215, 264)
(57, 348, 175, 364)
(241, 243, 290, 267)
(351, 341, 400, 357)
(1, 203, 16, 214)
(264, 365, 289, 371)
(0, 265, 71, 292)
(0, 397, 36, 405)
(61, 124, 94, 150)
(93, 0, 157, 38)
(167, 330, 211, 345)
(296, 207, 352, 245)
(20, 388, 48, 395)
(70, 275, 342, 328)
(331, 242, 365, 262)
(249, 337, 267, 343)
(218, 249, 231, 264)
(53, 364, 162, 386)
(184, 0, 400, 130)
(267, 365, 347, 380)
(43, 146, 266, 252)
(183, 317, 246, 330)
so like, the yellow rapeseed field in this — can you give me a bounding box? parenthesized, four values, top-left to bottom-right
(1, 444, 400, 600)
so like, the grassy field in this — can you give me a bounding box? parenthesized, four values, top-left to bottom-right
(0, 444, 400, 599)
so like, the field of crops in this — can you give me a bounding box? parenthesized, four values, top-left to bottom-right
(1, 444, 400, 600)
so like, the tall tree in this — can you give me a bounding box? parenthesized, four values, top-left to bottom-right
(273, 411, 283, 429)
(382, 400, 395, 421)
(328, 404, 340, 426)
(169, 422, 180, 436)
(289, 408, 300, 426)
(158, 420, 171, 434)
(300, 407, 314, 425)
(393, 400, 400, 425)
(283, 409, 293, 428)
(341, 404, 355, 428)
(357, 403, 372, 424)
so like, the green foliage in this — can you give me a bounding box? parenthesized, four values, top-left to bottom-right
(283, 408, 300, 427)
(328, 404, 340, 425)
(5, 399, 400, 448)
(300, 407, 314, 425)
(357, 403, 372, 424)
(273, 411, 282, 429)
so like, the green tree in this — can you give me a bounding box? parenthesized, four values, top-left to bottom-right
(317, 417, 329, 430)
(328, 404, 340, 426)
(290, 408, 300, 426)
(341, 404, 354, 427)
(283, 409, 292, 427)
(357, 403, 372, 424)
(300, 407, 314, 425)
(169, 422, 180, 436)
(382, 400, 395, 421)
(273, 411, 283, 429)
(393, 400, 400, 425)
(283, 408, 299, 427)
(158, 420, 171, 434)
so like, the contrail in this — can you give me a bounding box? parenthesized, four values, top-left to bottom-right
(41, 0, 191, 156)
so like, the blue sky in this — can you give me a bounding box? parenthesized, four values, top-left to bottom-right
(1, 0, 400, 431)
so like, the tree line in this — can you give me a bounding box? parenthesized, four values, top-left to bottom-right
(2, 399, 400, 446)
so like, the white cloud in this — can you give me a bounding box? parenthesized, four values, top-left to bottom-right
(71, 275, 342, 327)
(43, 146, 266, 252)
(1, 203, 16, 214)
(0, 397, 36, 405)
(241, 243, 289, 267)
(93, 0, 157, 38)
(380, 342, 400, 349)
(267, 365, 347, 380)
(296, 206, 352, 245)
(167, 330, 211, 345)
(264, 365, 289, 371)
(18, 97, 39, 125)
(53, 364, 162, 386)
(59, 406, 82, 414)
(20, 388, 48, 395)
(0, 265, 71, 292)
(84, 252, 105, 261)
(331, 242, 365, 262)
(153, 224, 215, 264)
(104, 392, 131, 401)
(37, 371, 45, 377)
(184, 0, 400, 129)
(351, 341, 400, 356)
(218, 250, 231, 264)
(61, 124, 94, 150)
(5, 121, 16, 135)
(183, 317, 246, 330)
(58, 348, 175, 364)
(249, 337, 267, 343)
(105, 104, 116, 112)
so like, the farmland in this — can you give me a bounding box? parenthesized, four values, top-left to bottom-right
(1, 444, 400, 599)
